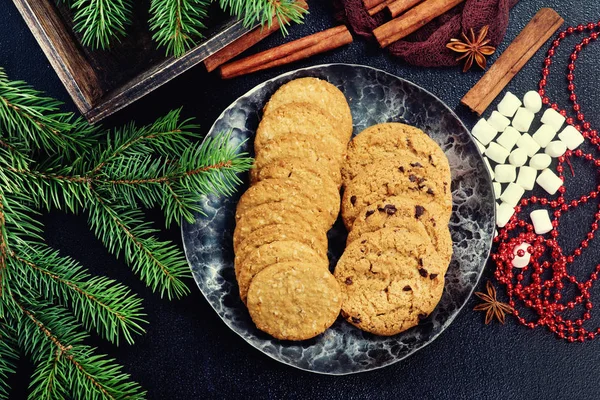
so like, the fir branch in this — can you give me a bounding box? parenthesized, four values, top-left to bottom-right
(0, 69, 252, 397)
(14, 300, 145, 399)
(9, 246, 146, 346)
(149, 0, 210, 57)
(0, 69, 98, 155)
(219, 0, 307, 35)
(0, 322, 18, 400)
(88, 199, 191, 299)
(70, 0, 133, 50)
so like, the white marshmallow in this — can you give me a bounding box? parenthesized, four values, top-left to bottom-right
(486, 142, 510, 164)
(472, 119, 498, 145)
(474, 138, 486, 154)
(493, 182, 501, 199)
(516, 133, 541, 157)
(512, 242, 531, 268)
(530, 209, 553, 235)
(516, 166, 537, 191)
(495, 164, 517, 183)
(512, 107, 535, 132)
(541, 108, 565, 132)
(497, 202, 515, 228)
(558, 125, 585, 150)
(530, 153, 552, 170)
(532, 124, 557, 148)
(498, 92, 522, 117)
(494, 229, 498, 238)
(484, 158, 494, 179)
(536, 169, 563, 195)
(500, 183, 525, 207)
(523, 91, 542, 113)
(488, 111, 511, 132)
(497, 126, 521, 151)
(545, 141, 567, 158)
(509, 148, 528, 167)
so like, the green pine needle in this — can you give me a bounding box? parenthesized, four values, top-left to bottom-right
(0, 68, 252, 397)
(149, 0, 210, 57)
(219, 0, 307, 35)
(71, 0, 133, 50)
(0, 323, 18, 400)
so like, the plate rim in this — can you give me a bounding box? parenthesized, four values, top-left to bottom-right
(181, 62, 495, 375)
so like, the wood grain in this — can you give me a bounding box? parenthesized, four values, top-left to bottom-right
(11, 0, 102, 113)
(461, 8, 564, 115)
(11, 0, 255, 123)
(85, 18, 253, 123)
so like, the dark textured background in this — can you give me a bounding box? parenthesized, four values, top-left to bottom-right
(2, 0, 600, 399)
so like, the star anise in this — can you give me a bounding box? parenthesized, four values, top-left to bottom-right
(446, 25, 496, 72)
(473, 281, 513, 324)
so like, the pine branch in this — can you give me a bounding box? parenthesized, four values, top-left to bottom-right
(0, 69, 252, 397)
(88, 198, 191, 299)
(14, 299, 145, 399)
(0, 69, 98, 155)
(149, 0, 210, 57)
(0, 322, 18, 400)
(9, 245, 146, 346)
(70, 0, 133, 50)
(219, 0, 307, 35)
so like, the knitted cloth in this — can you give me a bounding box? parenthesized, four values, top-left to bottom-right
(332, 0, 520, 67)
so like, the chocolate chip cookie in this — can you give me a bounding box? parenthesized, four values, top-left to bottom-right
(341, 158, 452, 229)
(334, 227, 445, 336)
(342, 122, 450, 187)
(348, 197, 453, 270)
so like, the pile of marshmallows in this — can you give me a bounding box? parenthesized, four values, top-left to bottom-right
(472, 90, 585, 256)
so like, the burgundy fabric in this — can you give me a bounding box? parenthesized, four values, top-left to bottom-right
(333, 0, 520, 67)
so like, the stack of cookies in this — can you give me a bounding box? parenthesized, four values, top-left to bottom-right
(234, 77, 353, 341)
(335, 123, 453, 336)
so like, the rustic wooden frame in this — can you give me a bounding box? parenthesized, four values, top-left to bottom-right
(12, 0, 253, 123)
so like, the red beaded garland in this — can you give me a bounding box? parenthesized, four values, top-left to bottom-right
(492, 22, 600, 342)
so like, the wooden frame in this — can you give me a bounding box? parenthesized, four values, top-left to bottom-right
(12, 0, 253, 123)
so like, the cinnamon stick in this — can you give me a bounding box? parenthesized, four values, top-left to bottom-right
(367, 0, 396, 16)
(387, 0, 424, 17)
(219, 26, 353, 79)
(461, 8, 564, 115)
(363, 0, 385, 8)
(373, 0, 465, 48)
(203, 0, 308, 72)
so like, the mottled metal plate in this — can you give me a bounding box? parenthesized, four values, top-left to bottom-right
(182, 64, 495, 375)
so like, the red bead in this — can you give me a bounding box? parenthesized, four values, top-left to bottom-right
(568, 63, 576, 71)
(588, 232, 595, 240)
(570, 94, 578, 102)
(584, 122, 591, 130)
(542, 97, 550, 105)
(545, 58, 552, 66)
(575, 249, 582, 256)
(592, 223, 598, 230)
(543, 68, 550, 77)
(578, 24, 585, 32)
(568, 84, 575, 91)
(573, 104, 581, 112)
(592, 32, 599, 40)
(583, 37, 590, 44)
(568, 74, 575, 81)
(560, 109, 568, 117)
(538, 89, 545, 96)
(567, 27, 574, 34)
(576, 44, 583, 52)
(566, 117, 574, 125)
(578, 113, 585, 121)
(548, 48, 555, 56)
(588, 23, 595, 30)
